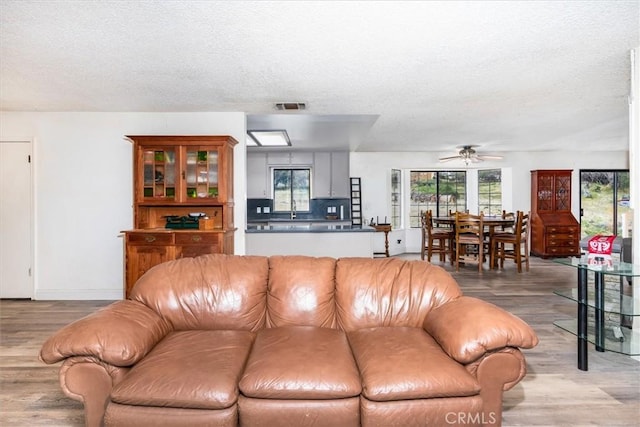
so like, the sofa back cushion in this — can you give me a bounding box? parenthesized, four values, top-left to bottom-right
(131, 254, 269, 331)
(266, 256, 338, 329)
(335, 258, 462, 331)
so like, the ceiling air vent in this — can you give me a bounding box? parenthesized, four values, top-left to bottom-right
(275, 102, 306, 110)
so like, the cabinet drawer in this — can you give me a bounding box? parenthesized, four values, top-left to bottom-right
(547, 233, 578, 242)
(547, 239, 577, 247)
(547, 232, 577, 238)
(127, 233, 173, 245)
(546, 233, 577, 243)
(175, 233, 219, 245)
(547, 226, 579, 233)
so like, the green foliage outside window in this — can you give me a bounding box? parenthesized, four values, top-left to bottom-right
(273, 169, 310, 212)
(409, 171, 466, 227)
(478, 169, 502, 215)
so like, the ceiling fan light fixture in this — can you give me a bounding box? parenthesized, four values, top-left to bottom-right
(275, 102, 306, 111)
(439, 144, 503, 165)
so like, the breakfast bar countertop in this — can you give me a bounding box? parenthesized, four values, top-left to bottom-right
(246, 224, 376, 233)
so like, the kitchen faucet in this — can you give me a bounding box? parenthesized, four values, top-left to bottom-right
(291, 200, 297, 219)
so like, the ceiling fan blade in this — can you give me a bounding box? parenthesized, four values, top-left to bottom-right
(438, 156, 460, 162)
(476, 155, 503, 160)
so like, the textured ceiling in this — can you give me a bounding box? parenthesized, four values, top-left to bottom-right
(1, 1, 638, 153)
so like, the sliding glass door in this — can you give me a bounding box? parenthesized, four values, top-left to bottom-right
(579, 170, 630, 238)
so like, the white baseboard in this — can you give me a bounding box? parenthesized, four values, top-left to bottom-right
(34, 289, 123, 300)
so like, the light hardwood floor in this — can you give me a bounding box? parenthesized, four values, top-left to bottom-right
(1, 256, 638, 426)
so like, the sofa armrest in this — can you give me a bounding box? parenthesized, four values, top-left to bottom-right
(58, 356, 131, 427)
(40, 300, 172, 367)
(423, 296, 538, 364)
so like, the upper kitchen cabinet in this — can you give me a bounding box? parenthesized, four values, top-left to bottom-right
(247, 152, 268, 198)
(329, 152, 350, 197)
(247, 150, 350, 199)
(264, 152, 314, 166)
(314, 152, 350, 198)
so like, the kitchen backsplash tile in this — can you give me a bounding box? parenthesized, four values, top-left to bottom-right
(247, 198, 351, 221)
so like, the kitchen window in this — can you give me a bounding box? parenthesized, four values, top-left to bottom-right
(409, 171, 466, 227)
(273, 168, 311, 212)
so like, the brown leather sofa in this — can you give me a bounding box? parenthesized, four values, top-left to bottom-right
(40, 255, 538, 427)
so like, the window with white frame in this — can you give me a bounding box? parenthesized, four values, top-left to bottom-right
(273, 168, 310, 212)
(391, 169, 401, 228)
(409, 171, 466, 227)
(478, 169, 502, 215)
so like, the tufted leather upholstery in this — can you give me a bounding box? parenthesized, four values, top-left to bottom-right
(41, 254, 538, 427)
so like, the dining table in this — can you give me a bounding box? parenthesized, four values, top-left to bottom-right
(432, 215, 514, 230)
(432, 215, 515, 268)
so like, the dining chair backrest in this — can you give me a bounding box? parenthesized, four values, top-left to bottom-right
(423, 210, 442, 237)
(421, 210, 454, 263)
(421, 210, 428, 229)
(455, 211, 484, 237)
(501, 210, 516, 232)
(454, 212, 485, 272)
(519, 211, 530, 241)
(424, 209, 433, 229)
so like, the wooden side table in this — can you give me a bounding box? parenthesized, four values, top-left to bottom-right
(373, 224, 392, 257)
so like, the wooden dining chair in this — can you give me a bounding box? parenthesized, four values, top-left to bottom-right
(491, 210, 530, 273)
(454, 211, 485, 272)
(421, 210, 454, 264)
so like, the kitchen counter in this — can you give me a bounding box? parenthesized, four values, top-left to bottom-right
(246, 224, 375, 233)
(245, 223, 376, 257)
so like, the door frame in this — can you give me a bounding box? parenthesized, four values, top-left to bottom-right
(0, 139, 35, 299)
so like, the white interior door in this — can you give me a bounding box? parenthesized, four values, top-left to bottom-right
(0, 141, 33, 299)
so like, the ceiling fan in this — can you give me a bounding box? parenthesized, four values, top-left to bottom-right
(438, 145, 503, 165)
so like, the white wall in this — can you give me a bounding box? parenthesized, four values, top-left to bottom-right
(0, 110, 633, 297)
(351, 150, 629, 254)
(0, 112, 246, 300)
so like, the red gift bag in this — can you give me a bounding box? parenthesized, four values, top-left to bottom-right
(586, 235, 616, 269)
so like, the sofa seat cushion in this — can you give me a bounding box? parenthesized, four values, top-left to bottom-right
(239, 326, 361, 399)
(110, 330, 254, 410)
(348, 327, 480, 401)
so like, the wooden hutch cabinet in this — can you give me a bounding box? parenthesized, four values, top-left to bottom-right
(530, 169, 580, 258)
(122, 135, 237, 297)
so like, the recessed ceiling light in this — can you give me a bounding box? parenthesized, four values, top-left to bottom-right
(275, 102, 306, 110)
(247, 130, 291, 147)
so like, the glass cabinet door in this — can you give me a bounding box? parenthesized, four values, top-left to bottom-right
(555, 174, 571, 211)
(537, 174, 554, 211)
(142, 148, 177, 200)
(185, 147, 219, 199)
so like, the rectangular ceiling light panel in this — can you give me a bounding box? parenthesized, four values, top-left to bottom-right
(247, 130, 291, 147)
